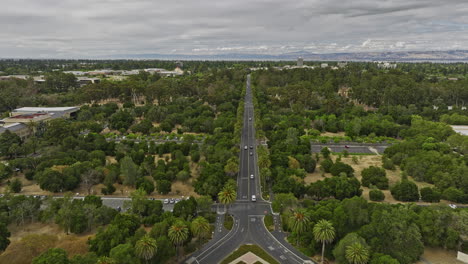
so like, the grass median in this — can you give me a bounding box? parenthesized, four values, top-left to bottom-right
(221, 244, 280, 264)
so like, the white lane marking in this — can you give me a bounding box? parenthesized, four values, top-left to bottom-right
(198, 217, 241, 262)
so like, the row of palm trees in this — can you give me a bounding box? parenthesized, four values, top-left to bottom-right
(96, 186, 237, 264)
(96, 216, 211, 264)
(289, 209, 369, 264)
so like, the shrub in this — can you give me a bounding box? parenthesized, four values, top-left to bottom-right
(391, 180, 419, 202)
(9, 178, 22, 193)
(369, 189, 385, 201)
(330, 161, 354, 177)
(320, 159, 333, 173)
(420, 187, 441, 203)
(361, 166, 389, 190)
(442, 187, 464, 203)
(382, 157, 395, 170)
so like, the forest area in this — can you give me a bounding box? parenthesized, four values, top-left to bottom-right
(251, 65, 468, 263)
(0, 60, 467, 263)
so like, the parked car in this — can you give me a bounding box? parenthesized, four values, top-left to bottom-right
(164, 199, 169, 204)
(170, 198, 175, 204)
(175, 198, 181, 203)
(449, 204, 457, 209)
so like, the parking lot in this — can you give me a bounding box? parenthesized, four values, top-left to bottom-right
(311, 143, 390, 154)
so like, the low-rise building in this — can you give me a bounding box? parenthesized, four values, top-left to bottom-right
(0, 106, 80, 139)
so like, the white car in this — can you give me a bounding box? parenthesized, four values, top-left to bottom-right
(244, 146, 248, 150)
(250, 174, 254, 179)
(449, 204, 457, 209)
(251, 195, 256, 202)
(250, 152, 253, 156)
(164, 199, 169, 204)
(249, 117, 252, 121)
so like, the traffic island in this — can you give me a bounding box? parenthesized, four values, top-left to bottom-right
(221, 245, 280, 264)
(224, 214, 234, 230)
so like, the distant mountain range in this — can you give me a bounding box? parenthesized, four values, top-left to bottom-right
(104, 50, 468, 61)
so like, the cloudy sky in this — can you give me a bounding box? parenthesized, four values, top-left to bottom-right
(2, 0, 468, 58)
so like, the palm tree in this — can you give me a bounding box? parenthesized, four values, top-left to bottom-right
(135, 234, 158, 264)
(169, 221, 189, 260)
(191, 216, 211, 247)
(288, 208, 310, 246)
(96, 257, 116, 264)
(218, 186, 237, 213)
(345, 242, 369, 264)
(313, 219, 336, 264)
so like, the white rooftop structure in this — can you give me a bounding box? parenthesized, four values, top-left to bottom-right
(451, 126, 468, 136)
(14, 107, 79, 113)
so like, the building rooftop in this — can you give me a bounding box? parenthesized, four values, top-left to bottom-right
(14, 106, 79, 113)
(451, 125, 468, 136)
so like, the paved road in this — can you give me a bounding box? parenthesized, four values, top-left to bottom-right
(186, 75, 314, 264)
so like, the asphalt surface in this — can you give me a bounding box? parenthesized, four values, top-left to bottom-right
(311, 143, 390, 154)
(186, 75, 314, 264)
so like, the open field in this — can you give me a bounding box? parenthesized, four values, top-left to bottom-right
(0, 222, 92, 264)
(304, 154, 445, 204)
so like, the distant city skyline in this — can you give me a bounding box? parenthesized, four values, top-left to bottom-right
(2, 0, 468, 58)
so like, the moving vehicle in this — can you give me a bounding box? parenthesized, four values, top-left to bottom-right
(251, 195, 256, 202)
(250, 174, 254, 179)
(250, 145, 253, 149)
(244, 145, 248, 150)
(249, 117, 252, 121)
(250, 152, 253, 156)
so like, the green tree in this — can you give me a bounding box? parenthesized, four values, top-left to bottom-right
(321, 147, 331, 159)
(346, 242, 370, 264)
(32, 248, 70, 264)
(330, 161, 355, 177)
(168, 221, 189, 260)
(109, 110, 134, 130)
(360, 207, 424, 264)
(420, 187, 441, 202)
(9, 178, 22, 193)
(313, 219, 336, 264)
(191, 216, 211, 247)
(361, 166, 389, 190)
(0, 130, 21, 158)
(120, 156, 138, 187)
(369, 189, 385, 201)
(369, 254, 399, 264)
(288, 208, 310, 246)
(272, 193, 298, 213)
(196, 196, 213, 213)
(0, 223, 10, 251)
(218, 186, 237, 213)
(135, 235, 157, 264)
(156, 180, 171, 194)
(333, 233, 368, 264)
(390, 180, 419, 202)
(55, 193, 75, 234)
(109, 243, 135, 264)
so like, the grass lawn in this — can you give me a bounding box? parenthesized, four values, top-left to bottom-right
(224, 214, 234, 230)
(221, 245, 280, 264)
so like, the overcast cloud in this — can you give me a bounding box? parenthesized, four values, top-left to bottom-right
(2, 0, 468, 58)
